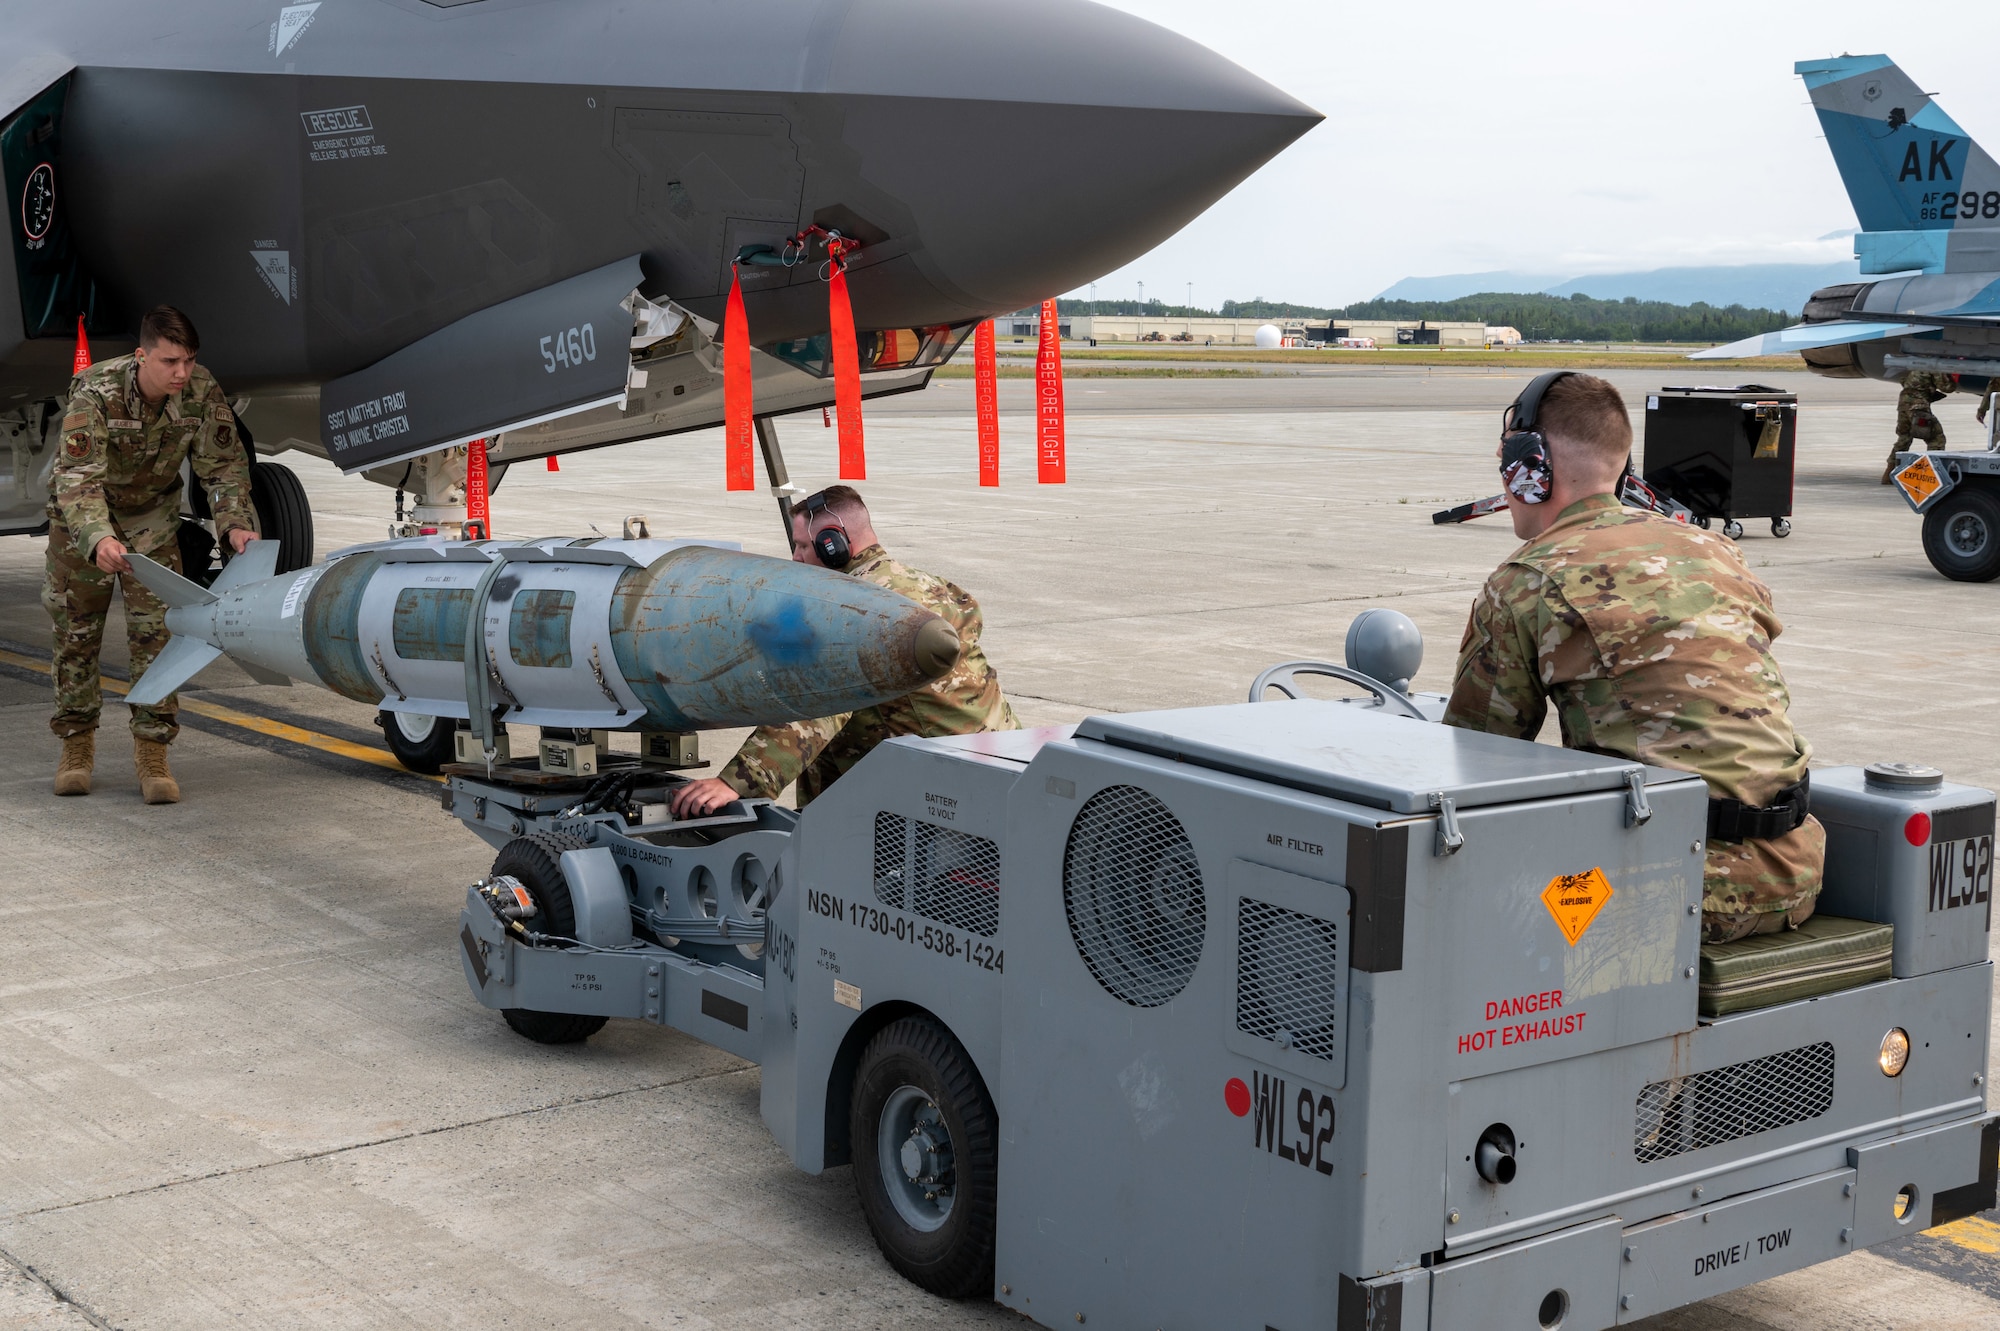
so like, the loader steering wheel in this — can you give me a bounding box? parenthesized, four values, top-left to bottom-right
(1247, 660, 1430, 720)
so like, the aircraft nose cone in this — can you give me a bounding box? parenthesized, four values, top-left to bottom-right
(822, 0, 1321, 312)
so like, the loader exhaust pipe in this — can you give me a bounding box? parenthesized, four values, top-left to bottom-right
(1475, 1123, 1518, 1185)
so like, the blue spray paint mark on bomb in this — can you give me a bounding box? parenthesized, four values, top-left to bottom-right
(747, 597, 821, 668)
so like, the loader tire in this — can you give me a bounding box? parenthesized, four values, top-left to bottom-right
(850, 1016, 997, 1298)
(492, 831, 609, 1045)
(1922, 484, 2000, 583)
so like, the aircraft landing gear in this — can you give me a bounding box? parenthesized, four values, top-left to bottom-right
(183, 459, 313, 582)
(365, 445, 503, 540)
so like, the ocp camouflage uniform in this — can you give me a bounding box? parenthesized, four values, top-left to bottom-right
(1893, 370, 1956, 451)
(45, 355, 255, 743)
(718, 544, 1020, 805)
(1442, 493, 1824, 940)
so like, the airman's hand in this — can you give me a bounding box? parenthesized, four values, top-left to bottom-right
(668, 777, 741, 820)
(227, 529, 257, 556)
(92, 537, 131, 574)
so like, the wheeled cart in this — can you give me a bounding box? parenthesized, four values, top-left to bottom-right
(1889, 421, 2000, 581)
(1643, 385, 1799, 539)
(452, 646, 1995, 1331)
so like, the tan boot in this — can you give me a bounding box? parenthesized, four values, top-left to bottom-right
(134, 738, 180, 805)
(53, 732, 94, 796)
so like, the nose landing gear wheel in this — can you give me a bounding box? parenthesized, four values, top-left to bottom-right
(379, 710, 459, 773)
(850, 1016, 997, 1297)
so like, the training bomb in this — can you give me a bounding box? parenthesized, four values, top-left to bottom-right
(124, 537, 962, 732)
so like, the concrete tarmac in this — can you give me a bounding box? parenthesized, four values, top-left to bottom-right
(0, 365, 1995, 1328)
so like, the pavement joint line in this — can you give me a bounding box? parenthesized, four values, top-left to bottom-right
(8, 1063, 757, 1224)
(0, 948, 395, 1022)
(0, 646, 438, 783)
(1004, 583, 1471, 630)
(0, 1244, 121, 1331)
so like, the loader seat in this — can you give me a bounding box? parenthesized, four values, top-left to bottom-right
(1698, 915, 1894, 1017)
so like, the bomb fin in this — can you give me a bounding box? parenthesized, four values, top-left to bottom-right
(124, 553, 217, 610)
(211, 539, 282, 594)
(126, 635, 223, 707)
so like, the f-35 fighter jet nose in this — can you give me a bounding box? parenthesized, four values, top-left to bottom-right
(820, 0, 1321, 318)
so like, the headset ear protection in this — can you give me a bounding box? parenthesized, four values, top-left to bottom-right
(797, 490, 852, 569)
(1498, 370, 1574, 505)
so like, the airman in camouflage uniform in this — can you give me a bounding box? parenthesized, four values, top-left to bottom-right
(666, 487, 1020, 820)
(46, 306, 257, 800)
(716, 541, 1019, 805)
(1444, 492, 1824, 941)
(1884, 370, 1957, 482)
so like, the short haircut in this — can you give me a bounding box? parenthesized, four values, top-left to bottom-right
(805, 484, 868, 522)
(1538, 373, 1631, 472)
(139, 305, 199, 352)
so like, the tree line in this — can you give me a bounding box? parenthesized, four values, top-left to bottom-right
(1332, 293, 1791, 343)
(1051, 294, 1793, 343)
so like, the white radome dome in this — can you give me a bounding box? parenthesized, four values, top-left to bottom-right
(1254, 323, 1282, 349)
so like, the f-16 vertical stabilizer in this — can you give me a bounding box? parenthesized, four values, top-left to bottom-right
(1798, 55, 2000, 274)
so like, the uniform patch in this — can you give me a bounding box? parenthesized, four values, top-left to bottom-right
(63, 434, 91, 459)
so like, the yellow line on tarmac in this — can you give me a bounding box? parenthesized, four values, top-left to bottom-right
(1929, 1213, 2000, 1256)
(0, 648, 436, 781)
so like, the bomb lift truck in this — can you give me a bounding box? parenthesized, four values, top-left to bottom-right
(1892, 400, 2000, 581)
(451, 618, 1996, 1331)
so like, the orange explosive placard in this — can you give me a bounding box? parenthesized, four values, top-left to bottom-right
(1541, 867, 1614, 945)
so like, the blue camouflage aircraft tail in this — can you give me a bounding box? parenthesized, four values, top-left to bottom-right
(1799, 55, 2000, 274)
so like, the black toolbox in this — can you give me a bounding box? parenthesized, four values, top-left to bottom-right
(1642, 385, 1798, 538)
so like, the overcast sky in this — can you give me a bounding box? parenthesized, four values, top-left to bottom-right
(1074, 1, 2000, 307)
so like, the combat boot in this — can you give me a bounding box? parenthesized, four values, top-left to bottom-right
(53, 731, 94, 796)
(133, 737, 180, 805)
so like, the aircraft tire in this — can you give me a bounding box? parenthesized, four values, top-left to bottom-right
(1922, 484, 2000, 582)
(492, 831, 611, 1045)
(379, 711, 459, 773)
(247, 460, 315, 575)
(177, 519, 222, 587)
(850, 1015, 997, 1299)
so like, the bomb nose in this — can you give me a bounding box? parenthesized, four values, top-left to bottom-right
(913, 617, 962, 681)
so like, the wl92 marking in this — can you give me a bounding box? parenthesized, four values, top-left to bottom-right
(806, 889, 1002, 972)
(1249, 1070, 1334, 1176)
(1930, 834, 1993, 913)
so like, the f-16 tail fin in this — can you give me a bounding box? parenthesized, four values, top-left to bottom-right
(125, 551, 216, 610)
(125, 634, 222, 707)
(1797, 55, 2000, 273)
